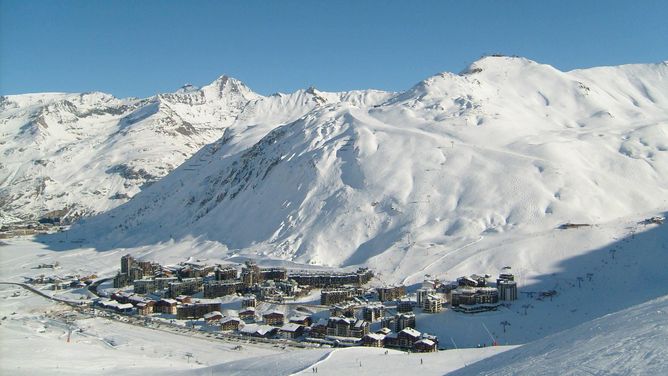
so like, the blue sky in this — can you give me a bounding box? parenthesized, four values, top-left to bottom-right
(1, 1, 666, 98)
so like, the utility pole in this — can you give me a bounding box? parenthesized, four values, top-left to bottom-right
(500, 320, 511, 333)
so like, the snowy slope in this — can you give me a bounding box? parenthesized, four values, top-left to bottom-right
(0, 78, 390, 224)
(69, 57, 668, 269)
(448, 294, 668, 376)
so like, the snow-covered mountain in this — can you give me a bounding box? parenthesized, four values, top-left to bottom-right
(448, 294, 668, 376)
(67, 56, 668, 270)
(0, 77, 390, 224)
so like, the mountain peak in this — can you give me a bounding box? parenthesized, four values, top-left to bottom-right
(200, 75, 261, 101)
(461, 55, 539, 75)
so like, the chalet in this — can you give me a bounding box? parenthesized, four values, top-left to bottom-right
(263, 310, 285, 326)
(98, 299, 134, 313)
(175, 295, 192, 304)
(239, 307, 257, 322)
(155, 299, 177, 315)
(203, 311, 223, 323)
(386, 328, 421, 350)
(289, 315, 312, 326)
(310, 318, 328, 338)
(221, 317, 242, 331)
(325, 317, 369, 338)
(279, 323, 305, 339)
(361, 333, 385, 347)
(128, 295, 150, 307)
(111, 291, 133, 304)
(137, 301, 154, 316)
(239, 324, 278, 338)
(414, 338, 437, 352)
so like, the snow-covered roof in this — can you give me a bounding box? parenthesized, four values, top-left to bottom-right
(416, 339, 435, 346)
(203, 311, 222, 319)
(221, 316, 241, 324)
(280, 323, 303, 332)
(365, 333, 385, 341)
(240, 324, 259, 334)
(400, 328, 421, 338)
(376, 327, 392, 335)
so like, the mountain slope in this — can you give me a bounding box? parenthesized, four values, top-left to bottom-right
(0, 78, 391, 224)
(69, 57, 668, 269)
(447, 294, 668, 376)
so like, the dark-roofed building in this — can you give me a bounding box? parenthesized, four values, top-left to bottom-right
(361, 333, 385, 347)
(239, 307, 257, 322)
(279, 323, 304, 339)
(221, 317, 242, 331)
(262, 311, 285, 326)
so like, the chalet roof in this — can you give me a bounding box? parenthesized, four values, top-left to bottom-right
(160, 298, 177, 304)
(255, 325, 277, 336)
(280, 323, 303, 332)
(240, 324, 260, 334)
(221, 316, 241, 324)
(263, 310, 284, 317)
(400, 328, 421, 338)
(376, 327, 392, 335)
(203, 311, 223, 320)
(415, 339, 435, 346)
(289, 315, 309, 322)
(240, 307, 256, 313)
(364, 333, 385, 341)
(329, 316, 353, 324)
